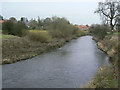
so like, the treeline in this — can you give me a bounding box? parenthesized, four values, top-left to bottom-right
(1, 16, 86, 39)
(2, 18, 27, 36)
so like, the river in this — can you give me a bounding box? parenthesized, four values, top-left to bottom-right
(2, 36, 109, 88)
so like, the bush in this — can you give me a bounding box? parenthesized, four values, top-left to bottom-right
(47, 17, 74, 38)
(13, 22, 27, 36)
(2, 20, 27, 36)
(2, 20, 14, 34)
(90, 24, 109, 40)
(26, 30, 52, 43)
(22, 30, 29, 36)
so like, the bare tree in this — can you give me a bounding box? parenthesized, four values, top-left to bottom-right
(95, 0, 120, 34)
(117, 2, 120, 31)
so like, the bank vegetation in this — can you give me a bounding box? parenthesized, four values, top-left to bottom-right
(2, 16, 88, 64)
(85, 24, 119, 88)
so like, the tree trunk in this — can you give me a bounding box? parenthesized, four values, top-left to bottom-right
(110, 25, 114, 34)
(110, 19, 114, 34)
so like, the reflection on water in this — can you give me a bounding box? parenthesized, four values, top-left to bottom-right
(2, 36, 109, 88)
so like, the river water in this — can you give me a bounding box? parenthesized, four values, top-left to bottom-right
(2, 36, 109, 88)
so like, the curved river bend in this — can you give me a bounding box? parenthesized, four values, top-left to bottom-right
(3, 36, 109, 88)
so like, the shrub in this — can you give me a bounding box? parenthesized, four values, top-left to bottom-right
(13, 22, 27, 36)
(2, 20, 27, 36)
(22, 30, 29, 36)
(47, 17, 74, 38)
(26, 30, 52, 43)
(2, 20, 14, 34)
(90, 24, 109, 40)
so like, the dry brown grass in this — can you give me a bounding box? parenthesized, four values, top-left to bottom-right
(84, 65, 118, 88)
(2, 36, 66, 64)
(85, 35, 119, 88)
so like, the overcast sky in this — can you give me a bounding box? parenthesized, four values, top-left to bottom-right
(0, 0, 106, 25)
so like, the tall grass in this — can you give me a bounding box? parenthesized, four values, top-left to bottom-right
(26, 30, 52, 43)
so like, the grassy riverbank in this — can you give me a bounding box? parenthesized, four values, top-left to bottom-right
(2, 16, 89, 64)
(2, 30, 88, 64)
(85, 35, 119, 88)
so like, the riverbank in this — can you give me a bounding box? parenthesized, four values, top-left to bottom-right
(2, 32, 88, 64)
(85, 35, 119, 88)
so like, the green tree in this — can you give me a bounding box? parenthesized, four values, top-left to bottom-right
(47, 16, 73, 38)
(43, 17, 52, 30)
(37, 16, 43, 30)
(2, 20, 14, 34)
(9, 17, 17, 23)
(20, 17, 28, 25)
(2, 19, 27, 36)
(13, 22, 27, 36)
(28, 18, 37, 30)
(0, 15, 3, 20)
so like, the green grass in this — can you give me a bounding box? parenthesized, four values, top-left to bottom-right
(0, 33, 15, 39)
(107, 32, 111, 34)
(113, 32, 120, 35)
(0, 30, 15, 39)
(107, 32, 120, 35)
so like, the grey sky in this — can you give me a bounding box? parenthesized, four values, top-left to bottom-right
(1, 1, 101, 25)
